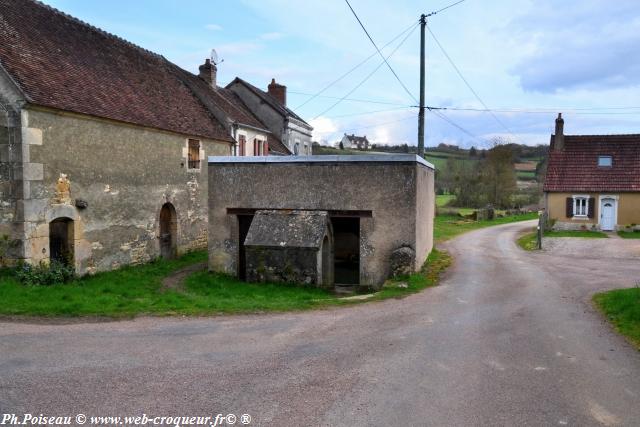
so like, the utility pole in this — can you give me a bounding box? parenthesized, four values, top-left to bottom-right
(417, 14, 426, 158)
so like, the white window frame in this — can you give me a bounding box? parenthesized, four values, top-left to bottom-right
(571, 195, 589, 218)
(598, 155, 612, 167)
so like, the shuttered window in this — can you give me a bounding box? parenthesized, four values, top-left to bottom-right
(238, 135, 246, 156)
(188, 139, 200, 169)
(566, 196, 595, 218)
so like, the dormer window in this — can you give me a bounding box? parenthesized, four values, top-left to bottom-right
(598, 155, 612, 167)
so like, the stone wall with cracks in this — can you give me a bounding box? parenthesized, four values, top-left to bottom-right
(1, 106, 231, 273)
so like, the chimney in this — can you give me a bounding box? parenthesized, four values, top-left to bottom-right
(198, 58, 217, 88)
(554, 113, 564, 150)
(267, 78, 286, 106)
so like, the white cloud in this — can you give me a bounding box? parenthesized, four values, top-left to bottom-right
(310, 116, 338, 141)
(205, 23, 223, 31)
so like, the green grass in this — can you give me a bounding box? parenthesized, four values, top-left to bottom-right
(517, 231, 538, 251)
(434, 212, 538, 242)
(544, 230, 608, 238)
(594, 287, 640, 349)
(0, 248, 453, 318)
(436, 194, 456, 207)
(617, 230, 640, 239)
(516, 170, 537, 181)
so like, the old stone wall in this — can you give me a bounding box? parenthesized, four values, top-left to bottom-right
(208, 156, 435, 288)
(12, 107, 230, 273)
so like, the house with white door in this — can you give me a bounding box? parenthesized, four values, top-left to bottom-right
(543, 114, 640, 231)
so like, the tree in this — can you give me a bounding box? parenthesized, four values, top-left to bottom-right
(469, 146, 477, 157)
(481, 140, 517, 208)
(339, 141, 344, 150)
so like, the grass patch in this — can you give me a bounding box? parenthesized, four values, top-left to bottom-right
(377, 249, 452, 299)
(0, 248, 453, 317)
(594, 286, 640, 349)
(544, 230, 608, 238)
(517, 231, 538, 251)
(617, 230, 640, 239)
(434, 212, 538, 242)
(436, 194, 456, 207)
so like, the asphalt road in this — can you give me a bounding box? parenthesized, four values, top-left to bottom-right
(2, 221, 639, 426)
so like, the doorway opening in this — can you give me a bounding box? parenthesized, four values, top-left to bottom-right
(159, 203, 177, 259)
(331, 217, 359, 285)
(49, 217, 74, 266)
(237, 214, 254, 280)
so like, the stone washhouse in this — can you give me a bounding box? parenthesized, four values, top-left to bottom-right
(208, 155, 435, 290)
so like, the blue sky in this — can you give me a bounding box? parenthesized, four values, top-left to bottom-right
(42, 0, 640, 148)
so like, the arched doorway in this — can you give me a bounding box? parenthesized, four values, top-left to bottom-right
(49, 217, 74, 266)
(159, 203, 177, 259)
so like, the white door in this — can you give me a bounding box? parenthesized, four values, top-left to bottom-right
(600, 199, 616, 231)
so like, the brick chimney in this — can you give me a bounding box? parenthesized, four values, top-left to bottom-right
(198, 58, 217, 88)
(267, 78, 286, 106)
(554, 113, 564, 150)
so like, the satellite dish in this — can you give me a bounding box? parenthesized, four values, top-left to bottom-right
(210, 48, 223, 65)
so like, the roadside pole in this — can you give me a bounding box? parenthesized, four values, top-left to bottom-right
(417, 14, 426, 158)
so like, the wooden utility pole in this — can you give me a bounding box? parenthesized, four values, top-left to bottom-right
(417, 14, 426, 158)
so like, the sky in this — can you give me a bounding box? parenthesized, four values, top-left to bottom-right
(41, 0, 640, 148)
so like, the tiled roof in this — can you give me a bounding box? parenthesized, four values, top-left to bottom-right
(227, 77, 311, 127)
(0, 0, 233, 143)
(544, 134, 640, 192)
(345, 134, 369, 143)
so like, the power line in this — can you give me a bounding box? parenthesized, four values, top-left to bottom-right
(428, 108, 491, 146)
(425, 0, 468, 17)
(294, 20, 419, 110)
(428, 106, 640, 115)
(326, 106, 415, 119)
(312, 22, 418, 119)
(337, 113, 416, 134)
(426, 24, 520, 143)
(344, 0, 418, 104)
(290, 91, 412, 107)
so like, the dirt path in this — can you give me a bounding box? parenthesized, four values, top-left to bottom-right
(159, 261, 207, 291)
(1, 221, 639, 426)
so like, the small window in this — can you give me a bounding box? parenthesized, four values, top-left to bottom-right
(598, 156, 612, 167)
(294, 143, 300, 155)
(573, 197, 588, 217)
(188, 139, 200, 169)
(238, 135, 246, 156)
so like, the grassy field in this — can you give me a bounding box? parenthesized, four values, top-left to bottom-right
(617, 230, 640, 239)
(544, 230, 608, 238)
(434, 212, 538, 242)
(594, 287, 640, 349)
(0, 248, 452, 318)
(436, 194, 455, 207)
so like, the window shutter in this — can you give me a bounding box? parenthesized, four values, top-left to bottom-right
(566, 197, 573, 217)
(588, 197, 596, 218)
(264, 141, 269, 156)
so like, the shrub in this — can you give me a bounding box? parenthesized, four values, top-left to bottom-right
(14, 260, 75, 286)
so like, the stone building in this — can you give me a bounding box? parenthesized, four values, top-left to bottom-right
(0, 0, 238, 272)
(208, 155, 435, 289)
(227, 78, 314, 156)
(340, 133, 370, 150)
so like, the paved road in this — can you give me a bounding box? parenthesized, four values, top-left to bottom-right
(2, 221, 639, 426)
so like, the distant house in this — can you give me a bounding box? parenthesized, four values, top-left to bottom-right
(227, 78, 313, 155)
(340, 134, 370, 150)
(543, 114, 640, 231)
